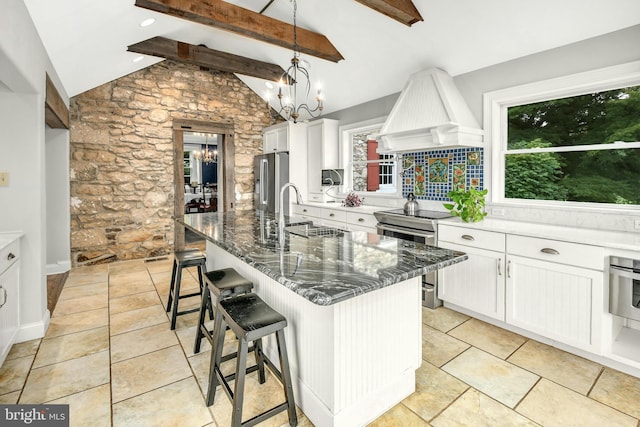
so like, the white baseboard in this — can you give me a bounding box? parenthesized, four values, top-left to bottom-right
(46, 260, 71, 275)
(15, 310, 50, 342)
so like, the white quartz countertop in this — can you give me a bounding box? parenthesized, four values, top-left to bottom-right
(438, 218, 640, 252)
(0, 231, 24, 250)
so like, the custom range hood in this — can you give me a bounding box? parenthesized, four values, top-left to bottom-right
(378, 68, 483, 153)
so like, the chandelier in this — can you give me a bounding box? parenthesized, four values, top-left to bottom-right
(193, 133, 217, 165)
(269, 0, 323, 123)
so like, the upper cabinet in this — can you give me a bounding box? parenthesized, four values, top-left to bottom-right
(306, 119, 339, 201)
(263, 121, 307, 153)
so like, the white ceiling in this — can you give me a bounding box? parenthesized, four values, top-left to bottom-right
(24, 0, 640, 116)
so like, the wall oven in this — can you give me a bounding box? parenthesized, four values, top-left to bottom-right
(374, 209, 452, 309)
(610, 256, 640, 322)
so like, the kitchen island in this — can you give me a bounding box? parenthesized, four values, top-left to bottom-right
(180, 211, 466, 427)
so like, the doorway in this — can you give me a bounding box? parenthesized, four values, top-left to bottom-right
(173, 119, 235, 251)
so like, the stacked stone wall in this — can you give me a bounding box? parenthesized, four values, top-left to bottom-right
(69, 61, 275, 265)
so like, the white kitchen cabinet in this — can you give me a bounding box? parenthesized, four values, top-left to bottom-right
(0, 237, 21, 366)
(505, 235, 604, 354)
(290, 204, 378, 233)
(345, 211, 378, 233)
(307, 119, 339, 202)
(263, 121, 307, 153)
(437, 225, 506, 321)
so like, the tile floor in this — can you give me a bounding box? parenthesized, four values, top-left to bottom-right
(1, 257, 640, 426)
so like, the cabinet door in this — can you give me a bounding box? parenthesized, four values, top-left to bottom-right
(437, 242, 505, 321)
(506, 255, 602, 353)
(307, 123, 323, 195)
(0, 261, 20, 364)
(264, 127, 288, 153)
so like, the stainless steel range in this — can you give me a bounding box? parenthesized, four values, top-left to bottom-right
(374, 209, 453, 308)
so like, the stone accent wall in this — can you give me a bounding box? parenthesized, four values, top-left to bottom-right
(69, 61, 275, 265)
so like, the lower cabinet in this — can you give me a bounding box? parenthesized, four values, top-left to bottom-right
(0, 260, 20, 365)
(290, 204, 377, 233)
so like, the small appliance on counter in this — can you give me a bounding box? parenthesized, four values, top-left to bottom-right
(254, 152, 289, 215)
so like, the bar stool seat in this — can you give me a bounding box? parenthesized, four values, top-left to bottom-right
(193, 268, 253, 354)
(166, 250, 207, 330)
(207, 293, 297, 427)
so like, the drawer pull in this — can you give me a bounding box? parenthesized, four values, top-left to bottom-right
(0, 286, 6, 309)
(497, 258, 502, 276)
(329, 213, 335, 217)
(302, 209, 307, 213)
(7, 253, 15, 261)
(358, 218, 365, 222)
(507, 260, 511, 278)
(461, 235, 475, 241)
(540, 248, 560, 255)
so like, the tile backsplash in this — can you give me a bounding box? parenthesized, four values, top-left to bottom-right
(402, 148, 484, 201)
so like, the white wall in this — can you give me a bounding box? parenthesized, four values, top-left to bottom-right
(46, 128, 71, 274)
(0, 0, 69, 341)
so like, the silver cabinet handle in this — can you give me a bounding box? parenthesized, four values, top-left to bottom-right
(497, 258, 502, 276)
(541, 248, 559, 255)
(329, 213, 335, 217)
(507, 260, 511, 278)
(358, 218, 365, 222)
(7, 253, 16, 260)
(0, 286, 6, 309)
(461, 235, 475, 241)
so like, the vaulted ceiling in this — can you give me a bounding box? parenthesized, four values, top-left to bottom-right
(24, 0, 640, 117)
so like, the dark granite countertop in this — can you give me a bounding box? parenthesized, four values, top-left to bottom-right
(179, 211, 467, 306)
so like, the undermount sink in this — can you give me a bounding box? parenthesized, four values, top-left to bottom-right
(285, 224, 348, 238)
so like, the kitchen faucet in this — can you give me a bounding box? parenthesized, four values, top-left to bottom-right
(279, 182, 303, 247)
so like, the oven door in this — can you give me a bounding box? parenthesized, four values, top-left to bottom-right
(377, 223, 441, 308)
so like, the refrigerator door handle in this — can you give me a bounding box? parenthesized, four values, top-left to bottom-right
(261, 159, 268, 205)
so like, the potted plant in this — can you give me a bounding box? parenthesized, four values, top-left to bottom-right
(443, 187, 488, 222)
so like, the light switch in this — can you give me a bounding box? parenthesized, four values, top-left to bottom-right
(0, 172, 9, 187)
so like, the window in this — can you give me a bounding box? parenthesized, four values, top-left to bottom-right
(486, 62, 640, 207)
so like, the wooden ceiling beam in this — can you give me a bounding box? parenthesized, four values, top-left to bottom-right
(134, 0, 344, 63)
(355, 0, 423, 26)
(128, 36, 288, 82)
(45, 73, 69, 129)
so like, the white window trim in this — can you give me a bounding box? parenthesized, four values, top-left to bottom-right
(483, 60, 640, 212)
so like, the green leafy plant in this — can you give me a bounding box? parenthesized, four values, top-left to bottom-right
(443, 187, 488, 222)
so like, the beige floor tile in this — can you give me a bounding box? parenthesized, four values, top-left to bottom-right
(109, 290, 161, 315)
(6, 339, 41, 361)
(109, 269, 152, 286)
(589, 368, 640, 419)
(71, 264, 109, 275)
(402, 361, 468, 422)
(58, 282, 108, 301)
(150, 271, 173, 294)
(64, 269, 108, 287)
(110, 323, 179, 363)
(33, 327, 109, 368)
(110, 304, 168, 336)
(448, 318, 526, 359)
(0, 391, 20, 404)
(112, 377, 213, 427)
(442, 347, 539, 408)
(172, 307, 204, 330)
(47, 384, 111, 427)
(111, 345, 192, 403)
(109, 278, 155, 299)
(421, 324, 470, 367)
(508, 340, 602, 395)
(20, 351, 110, 404)
(517, 378, 637, 427)
(176, 324, 210, 357)
(52, 293, 108, 317)
(109, 260, 148, 276)
(46, 308, 109, 338)
(431, 388, 539, 427)
(188, 350, 211, 393)
(422, 307, 470, 333)
(144, 257, 174, 274)
(0, 355, 34, 395)
(369, 403, 431, 426)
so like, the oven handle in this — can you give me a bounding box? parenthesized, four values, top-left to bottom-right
(377, 223, 435, 239)
(610, 265, 640, 281)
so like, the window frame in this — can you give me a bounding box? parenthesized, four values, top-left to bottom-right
(484, 60, 640, 211)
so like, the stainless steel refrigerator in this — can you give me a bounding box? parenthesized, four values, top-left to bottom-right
(253, 152, 289, 215)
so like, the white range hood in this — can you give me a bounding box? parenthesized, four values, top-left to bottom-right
(378, 68, 483, 153)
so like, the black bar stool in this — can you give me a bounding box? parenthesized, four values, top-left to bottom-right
(193, 268, 254, 354)
(166, 250, 207, 330)
(206, 293, 297, 427)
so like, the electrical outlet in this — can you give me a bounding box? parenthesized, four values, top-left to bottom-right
(492, 208, 505, 216)
(0, 172, 8, 187)
(635, 219, 640, 230)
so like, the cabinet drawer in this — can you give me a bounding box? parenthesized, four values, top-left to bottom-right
(438, 224, 505, 252)
(320, 209, 347, 223)
(345, 212, 377, 229)
(0, 240, 20, 274)
(291, 204, 323, 219)
(507, 235, 604, 270)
